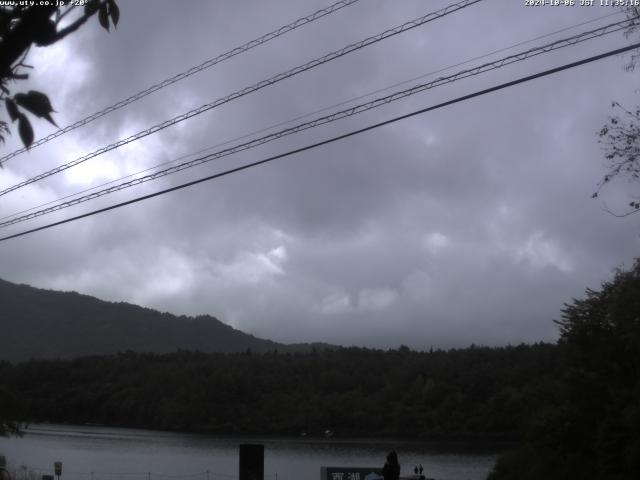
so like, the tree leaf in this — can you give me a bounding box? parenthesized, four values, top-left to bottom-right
(107, 0, 120, 27)
(84, 0, 100, 15)
(33, 19, 57, 46)
(13, 91, 57, 126)
(28, 91, 54, 112)
(5, 98, 19, 122)
(0, 120, 9, 149)
(98, 3, 110, 31)
(17, 113, 34, 149)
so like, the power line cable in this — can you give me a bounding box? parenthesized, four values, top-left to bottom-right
(0, 7, 624, 222)
(0, 0, 361, 165)
(0, 0, 483, 198)
(1, 41, 638, 244)
(1, 9, 623, 224)
(0, 17, 634, 229)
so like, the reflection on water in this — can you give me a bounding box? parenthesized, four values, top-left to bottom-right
(0, 424, 500, 480)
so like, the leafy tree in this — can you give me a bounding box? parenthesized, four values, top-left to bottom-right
(593, 7, 640, 216)
(489, 259, 640, 480)
(0, 0, 119, 149)
(554, 260, 640, 476)
(596, 102, 640, 216)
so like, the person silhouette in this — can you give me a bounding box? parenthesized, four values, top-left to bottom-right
(382, 451, 400, 480)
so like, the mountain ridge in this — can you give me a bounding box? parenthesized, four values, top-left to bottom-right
(0, 278, 332, 362)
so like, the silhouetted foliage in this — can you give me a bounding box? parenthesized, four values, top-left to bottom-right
(593, 7, 640, 216)
(0, 0, 119, 148)
(596, 102, 640, 215)
(489, 259, 640, 480)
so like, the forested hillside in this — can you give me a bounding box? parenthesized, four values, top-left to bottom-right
(0, 278, 328, 361)
(1, 344, 560, 438)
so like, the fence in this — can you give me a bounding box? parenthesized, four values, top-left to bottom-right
(4, 466, 278, 480)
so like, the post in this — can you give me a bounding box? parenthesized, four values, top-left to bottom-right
(239, 444, 264, 480)
(0, 456, 8, 480)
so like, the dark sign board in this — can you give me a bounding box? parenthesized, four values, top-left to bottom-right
(320, 467, 382, 480)
(43, 475, 54, 480)
(54, 462, 62, 477)
(239, 444, 264, 480)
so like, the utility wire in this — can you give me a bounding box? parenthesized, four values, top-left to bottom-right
(0, 17, 634, 230)
(0, 11, 624, 222)
(1, 41, 638, 244)
(174, 9, 627, 159)
(0, 0, 483, 198)
(1, 9, 624, 224)
(0, 0, 361, 165)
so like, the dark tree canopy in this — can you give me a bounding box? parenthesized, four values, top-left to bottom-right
(0, 0, 119, 149)
(0, 344, 561, 438)
(489, 259, 640, 480)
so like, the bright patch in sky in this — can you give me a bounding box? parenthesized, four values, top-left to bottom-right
(423, 232, 449, 254)
(515, 232, 573, 273)
(319, 291, 352, 315)
(357, 287, 398, 312)
(216, 246, 288, 285)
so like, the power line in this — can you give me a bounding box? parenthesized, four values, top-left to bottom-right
(184, 10, 628, 155)
(1, 41, 638, 244)
(0, 16, 633, 229)
(0, 0, 362, 165)
(2, 9, 624, 225)
(0, 0, 484, 198)
(0, 7, 624, 227)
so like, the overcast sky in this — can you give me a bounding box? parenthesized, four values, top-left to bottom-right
(1, 0, 639, 349)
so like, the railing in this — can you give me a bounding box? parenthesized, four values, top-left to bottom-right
(2, 467, 278, 480)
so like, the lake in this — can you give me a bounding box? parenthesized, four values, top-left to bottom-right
(0, 425, 501, 480)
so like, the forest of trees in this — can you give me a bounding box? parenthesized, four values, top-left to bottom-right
(0, 343, 561, 440)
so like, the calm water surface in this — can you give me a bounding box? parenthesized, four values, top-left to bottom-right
(0, 425, 501, 480)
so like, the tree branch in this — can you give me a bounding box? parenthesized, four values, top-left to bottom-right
(0, 6, 56, 76)
(600, 200, 640, 218)
(55, 4, 76, 25)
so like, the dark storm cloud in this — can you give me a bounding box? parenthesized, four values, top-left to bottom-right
(1, 0, 639, 348)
